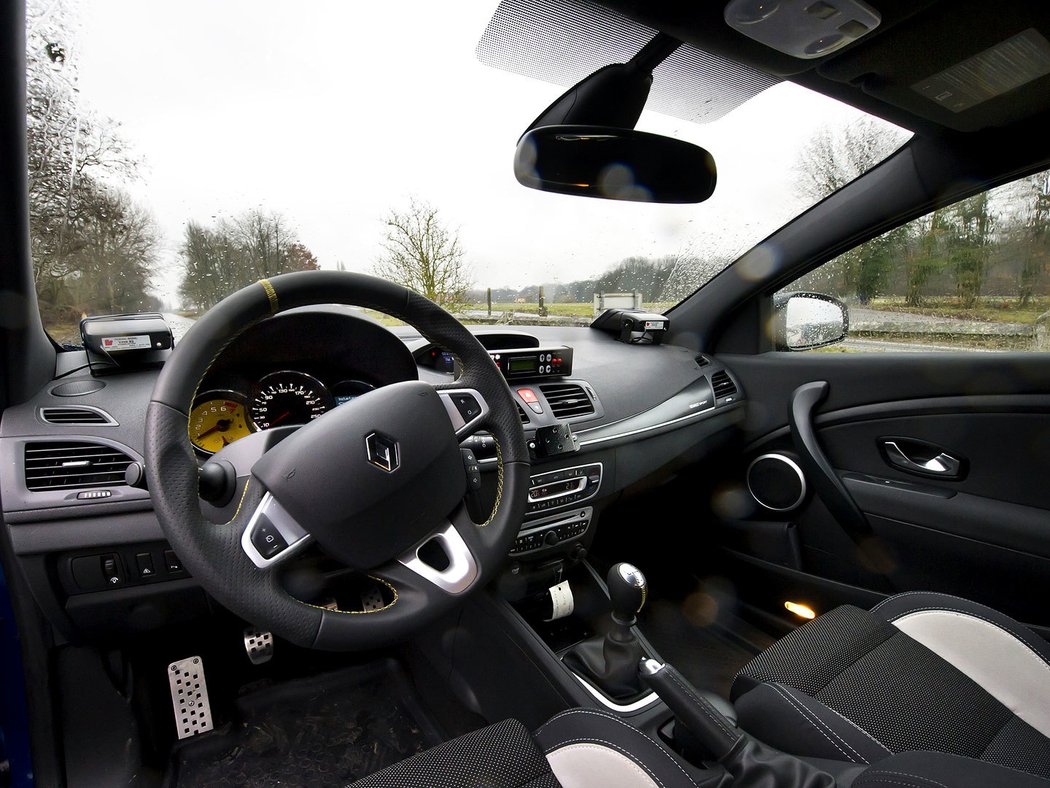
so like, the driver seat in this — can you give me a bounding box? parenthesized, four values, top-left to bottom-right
(348, 708, 705, 788)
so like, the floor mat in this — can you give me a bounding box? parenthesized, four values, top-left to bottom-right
(170, 660, 442, 787)
(640, 598, 767, 698)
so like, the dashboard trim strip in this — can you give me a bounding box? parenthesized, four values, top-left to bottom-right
(576, 402, 717, 447)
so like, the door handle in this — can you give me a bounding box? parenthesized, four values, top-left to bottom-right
(880, 439, 964, 480)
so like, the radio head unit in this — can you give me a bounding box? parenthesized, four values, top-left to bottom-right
(490, 346, 573, 380)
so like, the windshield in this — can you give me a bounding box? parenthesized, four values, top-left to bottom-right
(26, 0, 909, 346)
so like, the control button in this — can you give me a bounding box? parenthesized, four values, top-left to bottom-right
(545, 365, 552, 373)
(450, 393, 482, 422)
(77, 490, 112, 500)
(546, 353, 552, 362)
(164, 550, 183, 572)
(101, 554, 124, 587)
(517, 388, 544, 414)
(135, 552, 155, 578)
(251, 519, 289, 560)
(544, 531, 559, 546)
(461, 448, 482, 491)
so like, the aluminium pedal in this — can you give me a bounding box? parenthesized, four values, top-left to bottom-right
(167, 656, 214, 740)
(361, 586, 385, 611)
(243, 628, 274, 665)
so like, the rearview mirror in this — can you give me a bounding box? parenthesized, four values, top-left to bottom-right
(514, 125, 717, 204)
(774, 292, 849, 351)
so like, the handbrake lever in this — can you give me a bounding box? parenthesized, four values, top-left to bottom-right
(641, 658, 843, 787)
(640, 658, 741, 759)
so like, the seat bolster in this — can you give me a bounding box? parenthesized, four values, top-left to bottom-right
(735, 682, 892, 766)
(872, 592, 1050, 666)
(872, 592, 1050, 739)
(348, 718, 559, 788)
(534, 707, 706, 788)
(854, 750, 1050, 788)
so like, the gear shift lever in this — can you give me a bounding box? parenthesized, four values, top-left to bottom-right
(564, 563, 649, 699)
(609, 562, 648, 629)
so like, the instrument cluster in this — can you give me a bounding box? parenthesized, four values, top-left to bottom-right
(189, 370, 376, 454)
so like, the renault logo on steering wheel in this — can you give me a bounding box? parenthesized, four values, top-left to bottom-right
(365, 432, 400, 473)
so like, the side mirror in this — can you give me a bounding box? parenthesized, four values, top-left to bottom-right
(774, 292, 849, 351)
(514, 125, 717, 204)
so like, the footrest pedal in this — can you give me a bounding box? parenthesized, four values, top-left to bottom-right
(167, 656, 214, 740)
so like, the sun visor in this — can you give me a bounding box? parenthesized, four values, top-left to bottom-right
(817, 0, 1050, 132)
(476, 0, 779, 125)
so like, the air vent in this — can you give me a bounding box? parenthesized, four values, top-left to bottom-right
(24, 442, 133, 491)
(39, 406, 115, 425)
(539, 383, 595, 419)
(711, 370, 738, 399)
(518, 404, 531, 424)
(695, 354, 711, 367)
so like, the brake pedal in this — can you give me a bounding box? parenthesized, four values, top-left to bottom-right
(168, 656, 214, 740)
(243, 628, 274, 665)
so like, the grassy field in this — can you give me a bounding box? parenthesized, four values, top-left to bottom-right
(869, 296, 1050, 325)
(44, 322, 79, 346)
(471, 301, 676, 317)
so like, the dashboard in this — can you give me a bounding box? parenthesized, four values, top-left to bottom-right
(0, 305, 745, 640)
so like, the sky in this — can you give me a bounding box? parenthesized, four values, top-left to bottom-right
(65, 0, 899, 300)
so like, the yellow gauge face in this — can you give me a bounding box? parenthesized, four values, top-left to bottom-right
(189, 396, 253, 453)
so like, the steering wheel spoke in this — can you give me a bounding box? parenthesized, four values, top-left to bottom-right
(396, 516, 479, 595)
(239, 490, 314, 569)
(436, 386, 492, 439)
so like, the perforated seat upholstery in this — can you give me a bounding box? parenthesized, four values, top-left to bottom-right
(347, 709, 705, 788)
(731, 592, 1050, 780)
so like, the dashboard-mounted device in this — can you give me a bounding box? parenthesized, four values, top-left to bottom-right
(490, 346, 573, 380)
(591, 308, 668, 345)
(80, 313, 174, 375)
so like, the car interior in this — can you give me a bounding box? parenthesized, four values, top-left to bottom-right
(3, 0, 1050, 786)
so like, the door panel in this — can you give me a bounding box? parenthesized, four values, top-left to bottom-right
(716, 352, 1050, 626)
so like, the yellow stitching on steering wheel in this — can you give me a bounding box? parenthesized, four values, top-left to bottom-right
(258, 278, 279, 314)
(480, 437, 503, 527)
(222, 478, 253, 525)
(300, 575, 399, 614)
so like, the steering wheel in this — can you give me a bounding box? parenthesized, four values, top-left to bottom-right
(144, 271, 530, 650)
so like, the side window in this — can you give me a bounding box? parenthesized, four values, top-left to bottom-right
(778, 168, 1050, 352)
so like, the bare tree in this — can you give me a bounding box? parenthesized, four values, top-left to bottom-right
(373, 199, 471, 307)
(795, 117, 908, 204)
(179, 210, 319, 311)
(794, 118, 911, 303)
(26, 0, 143, 323)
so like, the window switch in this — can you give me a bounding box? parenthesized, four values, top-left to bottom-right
(135, 552, 155, 579)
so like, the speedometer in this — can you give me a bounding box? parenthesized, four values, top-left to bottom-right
(249, 371, 335, 430)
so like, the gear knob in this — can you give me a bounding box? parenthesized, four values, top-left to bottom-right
(607, 563, 648, 625)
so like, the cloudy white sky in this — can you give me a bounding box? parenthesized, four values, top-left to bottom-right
(66, 0, 891, 300)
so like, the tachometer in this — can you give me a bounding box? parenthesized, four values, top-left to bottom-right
(249, 371, 334, 430)
(189, 392, 253, 453)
